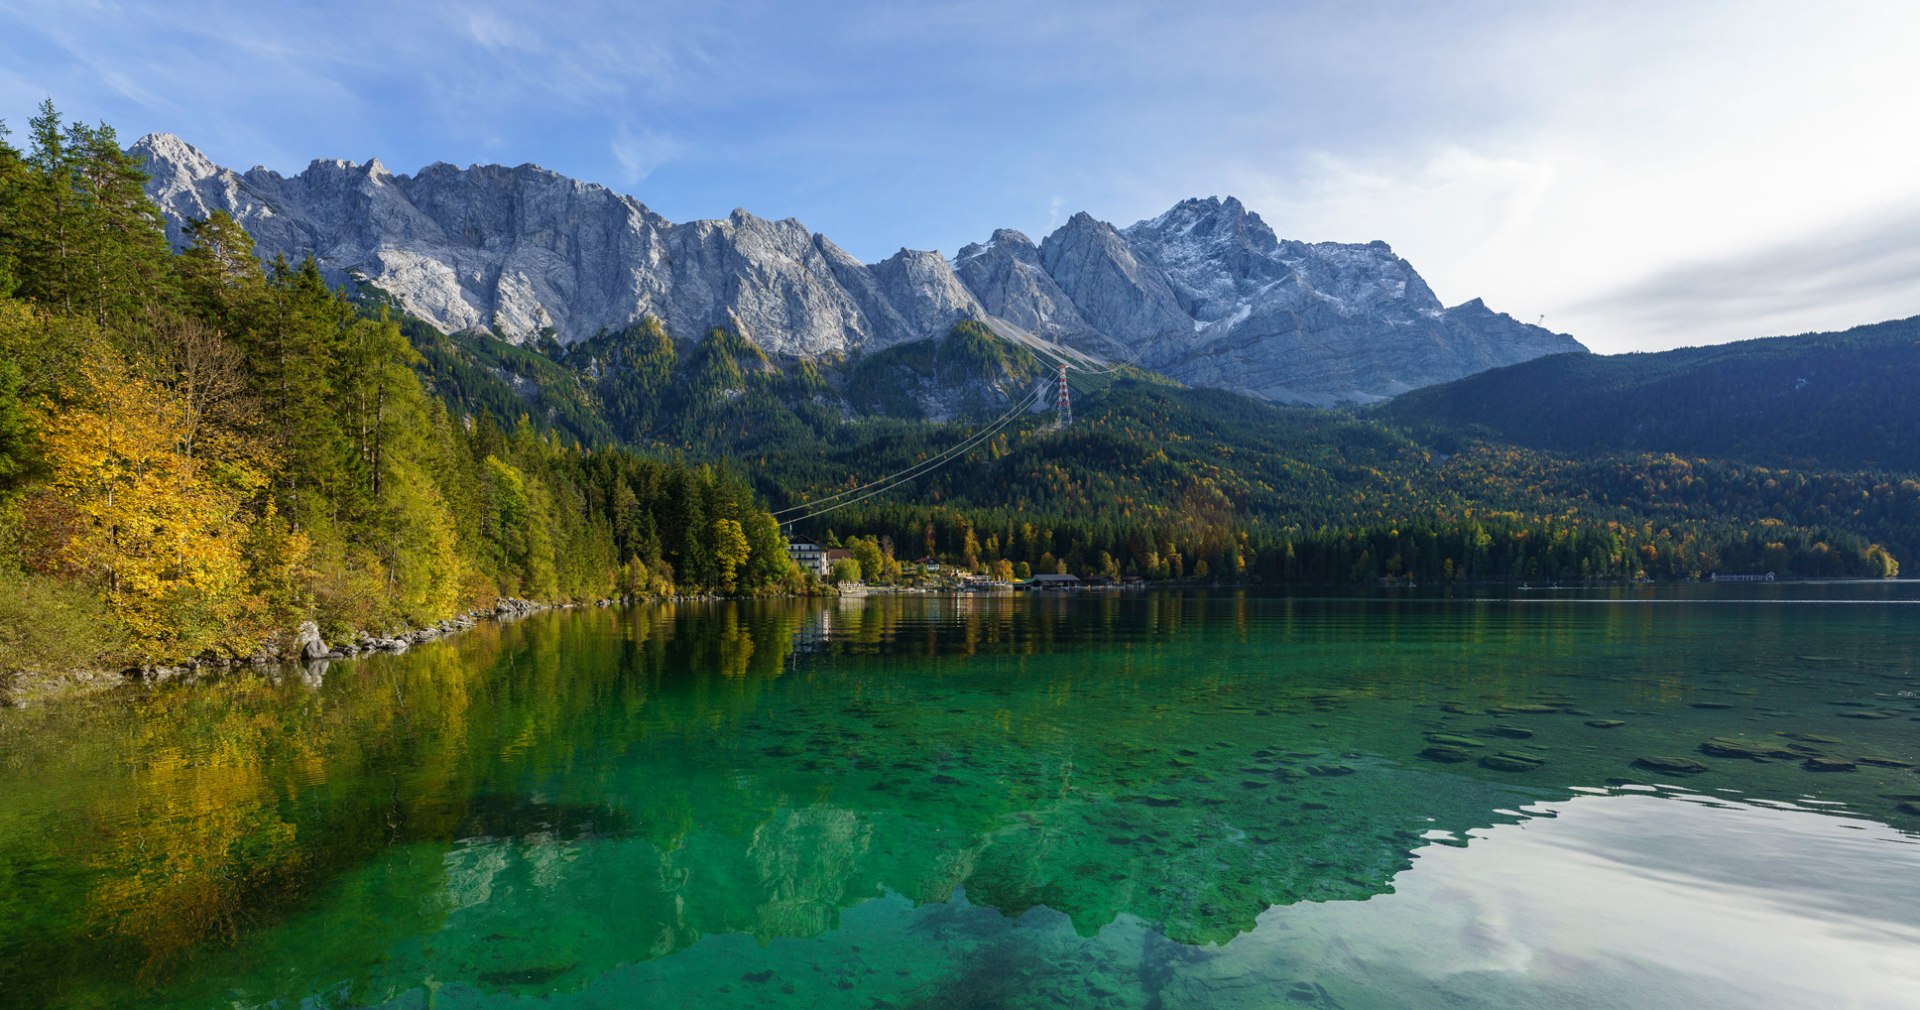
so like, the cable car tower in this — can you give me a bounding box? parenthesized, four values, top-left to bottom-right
(1054, 362, 1072, 429)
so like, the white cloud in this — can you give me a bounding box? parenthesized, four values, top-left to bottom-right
(609, 122, 683, 184)
(1142, 1, 1920, 351)
(464, 11, 539, 53)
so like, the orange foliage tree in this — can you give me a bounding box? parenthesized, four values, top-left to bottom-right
(30, 357, 295, 657)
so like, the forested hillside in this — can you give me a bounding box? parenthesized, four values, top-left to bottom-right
(0, 103, 795, 682)
(354, 257, 1914, 590)
(1381, 318, 1920, 470)
(720, 380, 1909, 586)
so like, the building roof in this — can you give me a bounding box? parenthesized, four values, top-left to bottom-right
(1029, 573, 1082, 583)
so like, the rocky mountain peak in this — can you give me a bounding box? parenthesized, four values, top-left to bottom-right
(954, 228, 1039, 266)
(133, 132, 218, 179)
(136, 137, 1585, 404)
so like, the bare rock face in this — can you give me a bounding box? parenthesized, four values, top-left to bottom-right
(1049, 197, 1584, 404)
(134, 134, 1584, 404)
(132, 133, 985, 359)
(1037, 212, 1192, 347)
(952, 229, 1094, 340)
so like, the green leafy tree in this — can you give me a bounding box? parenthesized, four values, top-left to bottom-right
(0, 356, 32, 501)
(828, 557, 861, 584)
(63, 119, 173, 326)
(847, 537, 887, 584)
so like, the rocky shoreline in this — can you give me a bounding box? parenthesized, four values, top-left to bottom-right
(1, 592, 811, 707)
(288, 597, 544, 665)
(1, 597, 561, 707)
(141, 596, 557, 685)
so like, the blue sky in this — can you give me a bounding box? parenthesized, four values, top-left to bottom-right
(4, 0, 1917, 353)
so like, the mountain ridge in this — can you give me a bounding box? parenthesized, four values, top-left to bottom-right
(133, 131, 1584, 404)
(1382, 315, 1920, 471)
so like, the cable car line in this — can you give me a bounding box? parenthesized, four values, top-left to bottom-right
(772, 327, 1140, 526)
(772, 380, 1044, 517)
(775, 381, 1047, 523)
(778, 384, 1043, 524)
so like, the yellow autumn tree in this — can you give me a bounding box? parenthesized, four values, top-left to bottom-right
(33, 358, 272, 658)
(381, 454, 463, 623)
(711, 517, 750, 592)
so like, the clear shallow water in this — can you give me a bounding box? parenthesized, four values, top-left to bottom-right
(2, 588, 1918, 1008)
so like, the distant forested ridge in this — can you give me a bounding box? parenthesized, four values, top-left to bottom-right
(438, 309, 1910, 588)
(0, 103, 795, 680)
(1381, 317, 1920, 471)
(722, 380, 1907, 587)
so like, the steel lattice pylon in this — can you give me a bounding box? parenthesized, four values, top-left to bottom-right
(1055, 362, 1072, 428)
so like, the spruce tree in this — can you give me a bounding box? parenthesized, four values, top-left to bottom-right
(64, 120, 172, 326)
(15, 100, 77, 314)
(0, 119, 23, 296)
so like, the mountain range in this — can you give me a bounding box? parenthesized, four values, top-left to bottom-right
(133, 133, 1583, 405)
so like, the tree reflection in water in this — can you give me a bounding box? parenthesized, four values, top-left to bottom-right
(0, 591, 1915, 1008)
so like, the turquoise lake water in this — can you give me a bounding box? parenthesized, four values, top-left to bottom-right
(1, 587, 1917, 1008)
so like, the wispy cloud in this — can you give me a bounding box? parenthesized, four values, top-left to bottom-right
(1573, 205, 1920, 344)
(609, 122, 684, 184)
(2, 0, 1916, 351)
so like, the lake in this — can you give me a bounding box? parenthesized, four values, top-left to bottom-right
(2, 587, 1918, 1009)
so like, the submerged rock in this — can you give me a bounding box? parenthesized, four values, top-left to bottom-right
(1699, 737, 1799, 761)
(1585, 720, 1626, 729)
(1479, 751, 1546, 773)
(1802, 757, 1857, 773)
(1634, 755, 1709, 775)
(1418, 745, 1475, 764)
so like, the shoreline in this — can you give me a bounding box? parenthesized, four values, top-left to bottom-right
(2, 596, 568, 709)
(0, 588, 835, 708)
(6, 576, 1904, 708)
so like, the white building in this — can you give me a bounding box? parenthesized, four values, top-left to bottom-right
(786, 539, 828, 577)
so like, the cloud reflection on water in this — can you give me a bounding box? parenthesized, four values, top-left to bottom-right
(1204, 791, 1920, 1009)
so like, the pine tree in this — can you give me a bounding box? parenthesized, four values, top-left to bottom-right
(0, 118, 25, 296)
(176, 211, 265, 334)
(252, 256, 354, 529)
(64, 120, 173, 326)
(15, 100, 77, 315)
